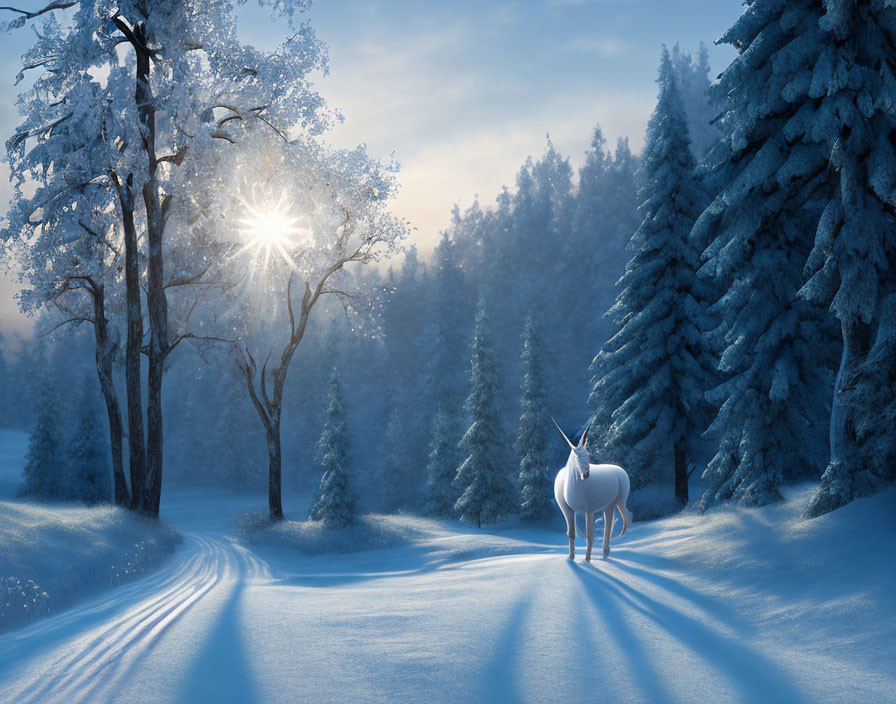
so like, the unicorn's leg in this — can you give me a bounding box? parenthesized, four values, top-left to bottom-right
(603, 506, 615, 557)
(558, 496, 575, 559)
(585, 511, 595, 562)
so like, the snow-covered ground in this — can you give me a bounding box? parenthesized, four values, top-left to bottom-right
(0, 430, 180, 633)
(0, 435, 893, 703)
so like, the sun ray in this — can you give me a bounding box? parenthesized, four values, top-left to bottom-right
(233, 193, 309, 278)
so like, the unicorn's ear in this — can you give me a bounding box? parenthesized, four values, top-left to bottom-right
(551, 416, 575, 449)
(578, 425, 589, 448)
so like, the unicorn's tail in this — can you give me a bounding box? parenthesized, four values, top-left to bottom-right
(615, 502, 633, 537)
(614, 468, 633, 537)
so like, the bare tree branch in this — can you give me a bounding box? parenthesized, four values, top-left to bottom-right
(286, 271, 296, 336)
(37, 315, 93, 338)
(164, 261, 213, 289)
(0, 1, 76, 20)
(157, 146, 189, 165)
(240, 349, 272, 433)
(110, 14, 155, 58)
(165, 332, 235, 359)
(260, 350, 273, 412)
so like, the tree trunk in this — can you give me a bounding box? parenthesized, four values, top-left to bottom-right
(136, 22, 168, 518)
(673, 442, 688, 508)
(267, 421, 284, 522)
(91, 283, 129, 506)
(117, 175, 147, 510)
(829, 318, 869, 473)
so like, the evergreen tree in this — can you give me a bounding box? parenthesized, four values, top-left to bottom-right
(19, 384, 65, 501)
(589, 47, 713, 507)
(309, 371, 358, 527)
(68, 389, 111, 504)
(516, 316, 553, 523)
(379, 408, 409, 512)
(424, 408, 460, 516)
(423, 233, 467, 516)
(671, 43, 722, 161)
(795, 2, 896, 516)
(454, 296, 516, 527)
(695, 1, 869, 511)
(577, 136, 641, 346)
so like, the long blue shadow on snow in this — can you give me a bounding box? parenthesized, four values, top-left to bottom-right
(608, 550, 749, 636)
(475, 594, 531, 704)
(573, 562, 809, 703)
(568, 561, 667, 702)
(180, 582, 259, 704)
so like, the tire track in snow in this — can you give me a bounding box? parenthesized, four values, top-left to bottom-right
(0, 532, 270, 704)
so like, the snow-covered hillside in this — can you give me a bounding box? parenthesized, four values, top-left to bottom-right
(1, 471, 893, 703)
(0, 432, 180, 633)
(0, 501, 181, 633)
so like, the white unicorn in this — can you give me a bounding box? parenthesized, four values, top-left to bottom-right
(553, 420, 633, 561)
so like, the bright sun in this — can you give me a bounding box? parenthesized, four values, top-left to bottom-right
(237, 192, 309, 274)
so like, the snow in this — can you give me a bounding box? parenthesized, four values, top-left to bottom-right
(0, 429, 180, 633)
(0, 500, 181, 634)
(0, 435, 894, 702)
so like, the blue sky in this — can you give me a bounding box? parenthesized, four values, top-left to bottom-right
(0, 0, 743, 334)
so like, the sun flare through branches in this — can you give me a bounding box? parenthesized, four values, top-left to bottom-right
(236, 191, 310, 277)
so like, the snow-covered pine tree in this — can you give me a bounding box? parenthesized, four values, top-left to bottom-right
(68, 388, 111, 504)
(588, 47, 713, 507)
(424, 408, 460, 516)
(795, 2, 896, 517)
(454, 296, 516, 527)
(309, 371, 358, 527)
(19, 384, 65, 501)
(693, 0, 858, 511)
(516, 316, 553, 523)
(423, 233, 467, 516)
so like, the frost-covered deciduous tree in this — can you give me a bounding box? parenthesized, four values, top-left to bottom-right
(202, 127, 406, 521)
(2, 0, 332, 517)
(68, 387, 111, 505)
(19, 385, 65, 501)
(589, 47, 713, 506)
(454, 297, 516, 527)
(309, 371, 358, 527)
(1, 51, 129, 504)
(516, 316, 553, 523)
(423, 233, 467, 516)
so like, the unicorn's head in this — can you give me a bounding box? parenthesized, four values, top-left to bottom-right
(552, 418, 590, 479)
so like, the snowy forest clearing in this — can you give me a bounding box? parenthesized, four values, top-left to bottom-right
(1, 468, 893, 702)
